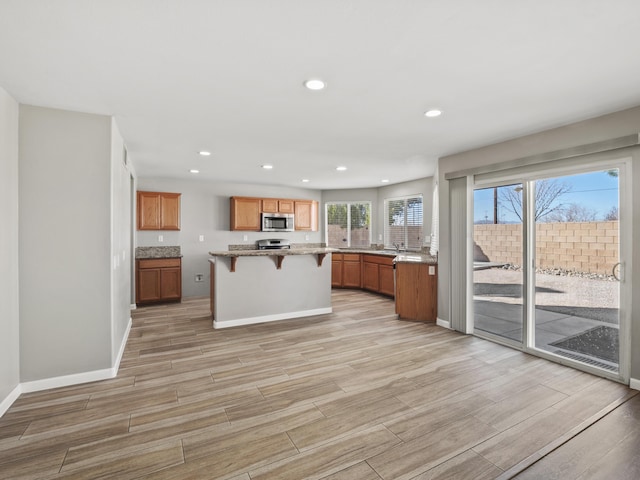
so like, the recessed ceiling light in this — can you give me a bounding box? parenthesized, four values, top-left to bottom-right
(261, 164, 273, 169)
(424, 109, 442, 118)
(302, 179, 310, 183)
(189, 169, 200, 174)
(304, 79, 326, 91)
(198, 151, 211, 156)
(381, 179, 389, 183)
(336, 166, 347, 171)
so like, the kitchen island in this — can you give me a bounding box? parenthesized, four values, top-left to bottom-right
(209, 247, 336, 329)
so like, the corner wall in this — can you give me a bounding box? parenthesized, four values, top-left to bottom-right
(19, 105, 112, 382)
(0, 86, 20, 412)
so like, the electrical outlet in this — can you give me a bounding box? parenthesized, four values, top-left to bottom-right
(158, 235, 164, 242)
(429, 265, 435, 275)
(378, 234, 382, 241)
(305, 234, 309, 241)
(243, 235, 248, 241)
(199, 235, 204, 242)
(195, 274, 204, 282)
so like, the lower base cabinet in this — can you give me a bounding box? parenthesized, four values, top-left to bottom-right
(395, 263, 437, 322)
(332, 253, 362, 288)
(362, 255, 395, 297)
(136, 258, 182, 305)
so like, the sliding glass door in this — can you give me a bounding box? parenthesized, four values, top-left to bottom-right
(532, 169, 620, 373)
(472, 162, 626, 379)
(473, 184, 525, 345)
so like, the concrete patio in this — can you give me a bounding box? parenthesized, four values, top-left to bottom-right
(473, 267, 620, 371)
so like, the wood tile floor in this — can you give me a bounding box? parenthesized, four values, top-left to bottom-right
(1, 290, 638, 479)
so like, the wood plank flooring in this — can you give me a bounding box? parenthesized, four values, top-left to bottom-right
(1, 290, 638, 479)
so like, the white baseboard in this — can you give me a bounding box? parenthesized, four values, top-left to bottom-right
(0, 384, 22, 417)
(1, 317, 134, 416)
(20, 368, 116, 394)
(436, 317, 451, 329)
(112, 317, 132, 374)
(214, 307, 332, 329)
(630, 378, 640, 391)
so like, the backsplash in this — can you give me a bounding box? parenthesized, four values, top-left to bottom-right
(135, 246, 181, 258)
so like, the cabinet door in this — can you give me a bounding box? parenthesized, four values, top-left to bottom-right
(261, 198, 278, 213)
(343, 260, 361, 288)
(331, 258, 343, 287)
(379, 264, 395, 297)
(160, 193, 181, 230)
(137, 191, 160, 230)
(160, 267, 182, 300)
(231, 197, 262, 231)
(294, 200, 318, 231)
(278, 199, 295, 213)
(137, 268, 161, 303)
(362, 262, 379, 291)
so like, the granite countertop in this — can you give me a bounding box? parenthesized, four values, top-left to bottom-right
(136, 246, 182, 259)
(337, 248, 437, 264)
(393, 253, 438, 264)
(209, 247, 337, 257)
(208, 247, 436, 264)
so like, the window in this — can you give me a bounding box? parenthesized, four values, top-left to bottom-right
(384, 195, 423, 251)
(325, 202, 371, 248)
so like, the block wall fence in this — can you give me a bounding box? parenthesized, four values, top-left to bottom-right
(474, 221, 619, 276)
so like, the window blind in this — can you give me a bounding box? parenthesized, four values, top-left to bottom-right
(384, 195, 423, 251)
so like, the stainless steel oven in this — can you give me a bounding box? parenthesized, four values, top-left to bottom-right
(261, 213, 294, 232)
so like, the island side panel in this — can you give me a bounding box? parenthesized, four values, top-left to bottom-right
(213, 254, 331, 328)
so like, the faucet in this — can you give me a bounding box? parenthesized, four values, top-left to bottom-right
(393, 242, 404, 253)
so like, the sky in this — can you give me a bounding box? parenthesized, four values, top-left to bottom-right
(474, 169, 619, 224)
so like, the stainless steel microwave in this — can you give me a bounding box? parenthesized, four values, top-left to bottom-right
(261, 213, 295, 232)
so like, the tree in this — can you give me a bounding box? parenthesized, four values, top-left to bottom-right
(499, 179, 572, 222)
(604, 206, 619, 221)
(546, 203, 597, 222)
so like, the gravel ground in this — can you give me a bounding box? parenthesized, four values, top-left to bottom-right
(474, 266, 619, 322)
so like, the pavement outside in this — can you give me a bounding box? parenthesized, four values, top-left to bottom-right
(473, 266, 620, 371)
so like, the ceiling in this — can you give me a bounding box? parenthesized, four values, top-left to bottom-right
(2, 1, 640, 190)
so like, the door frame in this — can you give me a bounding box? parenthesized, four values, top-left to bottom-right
(470, 154, 632, 384)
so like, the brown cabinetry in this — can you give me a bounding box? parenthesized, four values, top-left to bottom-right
(362, 254, 395, 297)
(331, 253, 361, 288)
(395, 263, 437, 322)
(137, 191, 181, 230)
(262, 198, 295, 213)
(230, 196, 318, 231)
(294, 200, 318, 231)
(230, 196, 262, 231)
(136, 258, 182, 305)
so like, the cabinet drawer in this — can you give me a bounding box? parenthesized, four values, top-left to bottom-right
(342, 253, 361, 262)
(362, 254, 394, 266)
(138, 258, 181, 269)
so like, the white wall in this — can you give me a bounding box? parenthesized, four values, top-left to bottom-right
(136, 178, 323, 297)
(438, 105, 640, 383)
(19, 106, 113, 381)
(110, 119, 133, 364)
(0, 86, 20, 410)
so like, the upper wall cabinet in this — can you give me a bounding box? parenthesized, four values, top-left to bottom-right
(262, 198, 295, 214)
(230, 196, 318, 231)
(294, 200, 318, 231)
(230, 196, 262, 231)
(137, 191, 181, 230)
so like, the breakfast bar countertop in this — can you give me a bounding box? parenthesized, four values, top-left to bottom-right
(208, 247, 337, 257)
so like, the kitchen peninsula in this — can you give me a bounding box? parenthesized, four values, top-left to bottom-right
(209, 244, 336, 329)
